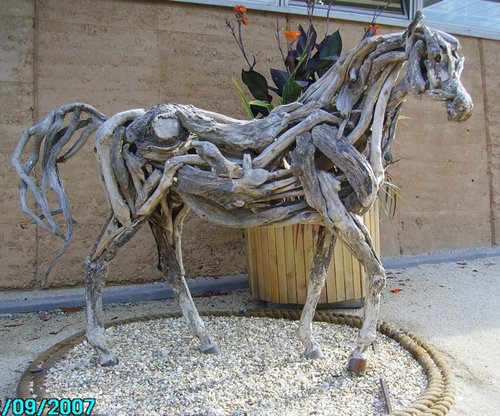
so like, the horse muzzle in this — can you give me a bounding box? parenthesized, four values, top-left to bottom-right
(446, 91, 473, 122)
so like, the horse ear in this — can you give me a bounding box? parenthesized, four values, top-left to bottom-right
(407, 10, 424, 37)
(405, 10, 424, 52)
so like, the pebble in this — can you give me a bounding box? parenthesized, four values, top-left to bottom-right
(45, 317, 427, 415)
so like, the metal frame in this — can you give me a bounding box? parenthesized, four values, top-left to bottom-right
(171, 0, 500, 40)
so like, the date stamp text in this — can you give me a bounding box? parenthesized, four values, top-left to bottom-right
(0, 398, 95, 415)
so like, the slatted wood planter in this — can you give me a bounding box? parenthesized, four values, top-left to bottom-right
(246, 205, 380, 305)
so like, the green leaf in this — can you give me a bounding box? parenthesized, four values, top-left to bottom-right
(282, 78, 302, 104)
(241, 69, 271, 102)
(378, 179, 401, 219)
(231, 77, 255, 120)
(382, 180, 400, 191)
(312, 52, 334, 71)
(249, 100, 275, 112)
(318, 30, 342, 61)
(292, 46, 311, 79)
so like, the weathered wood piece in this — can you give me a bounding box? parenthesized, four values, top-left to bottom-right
(312, 124, 377, 212)
(290, 132, 332, 227)
(12, 14, 473, 376)
(380, 376, 393, 414)
(94, 109, 146, 227)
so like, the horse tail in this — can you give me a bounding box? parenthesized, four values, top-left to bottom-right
(12, 103, 108, 287)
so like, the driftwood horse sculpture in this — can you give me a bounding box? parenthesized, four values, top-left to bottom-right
(13, 13, 472, 374)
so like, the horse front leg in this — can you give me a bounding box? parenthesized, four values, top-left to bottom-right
(149, 204, 220, 355)
(297, 226, 337, 359)
(335, 214, 386, 375)
(349, 265, 385, 375)
(85, 215, 146, 366)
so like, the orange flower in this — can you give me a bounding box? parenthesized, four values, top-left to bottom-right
(234, 4, 247, 14)
(236, 12, 249, 25)
(284, 29, 301, 42)
(240, 14, 249, 25)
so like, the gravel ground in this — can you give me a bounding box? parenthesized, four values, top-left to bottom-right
(1, 255, 500, 415)
(44, 316, 425, 416)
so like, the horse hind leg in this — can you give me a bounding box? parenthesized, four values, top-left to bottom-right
(297, 226, 337, 359)
(149, 203, 220, 355)
(85, 214, 146, 366)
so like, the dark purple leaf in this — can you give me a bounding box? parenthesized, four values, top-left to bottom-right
(241, 69, 272, 102)
(318, 30, 342, 61)
(297, 24, 308, 55)
(270, 69, 290, 96)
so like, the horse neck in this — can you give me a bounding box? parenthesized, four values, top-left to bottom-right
(300, 32, 408, 110)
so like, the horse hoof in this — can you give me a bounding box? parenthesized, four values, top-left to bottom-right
(348, 357, 368, 375)
(100, 355, 119, 367)
(201, 344, 221, 355)
(305, 348, 324, 360)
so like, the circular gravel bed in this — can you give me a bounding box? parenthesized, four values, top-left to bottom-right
(18, 311, 455, 416)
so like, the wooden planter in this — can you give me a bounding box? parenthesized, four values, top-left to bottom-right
(246, 204, 380, 305)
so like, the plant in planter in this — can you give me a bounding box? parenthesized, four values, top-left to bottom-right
(226, 2, 344, 116)
(227, 3, 386, 305)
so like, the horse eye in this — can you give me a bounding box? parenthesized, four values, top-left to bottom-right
(435, 53, 442, 63)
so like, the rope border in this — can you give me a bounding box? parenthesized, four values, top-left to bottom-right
(17, 310, 454, 416)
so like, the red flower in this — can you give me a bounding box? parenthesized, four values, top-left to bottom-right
(284, 29, 301, 42)
(365, 24, 383, 37)
(234, 4, 247, 14)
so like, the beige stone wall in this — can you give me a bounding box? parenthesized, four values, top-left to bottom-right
(380, 34, 493, 256)
(0, 0, 497, 290)
(480, 39, 500, 247)
(1, 0, 37, 289)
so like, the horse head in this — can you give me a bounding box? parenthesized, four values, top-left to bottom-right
(405, 11, 473, 122)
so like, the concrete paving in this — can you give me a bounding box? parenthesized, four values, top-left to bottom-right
(1, 253, 499, 415)
(0, 276, 248, 314)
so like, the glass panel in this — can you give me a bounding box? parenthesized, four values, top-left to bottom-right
(423, 0, 500, 35)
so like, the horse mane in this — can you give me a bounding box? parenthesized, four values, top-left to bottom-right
(300, 32, 407, 106)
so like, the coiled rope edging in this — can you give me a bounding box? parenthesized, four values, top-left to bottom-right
(17, 309, 454, 416)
